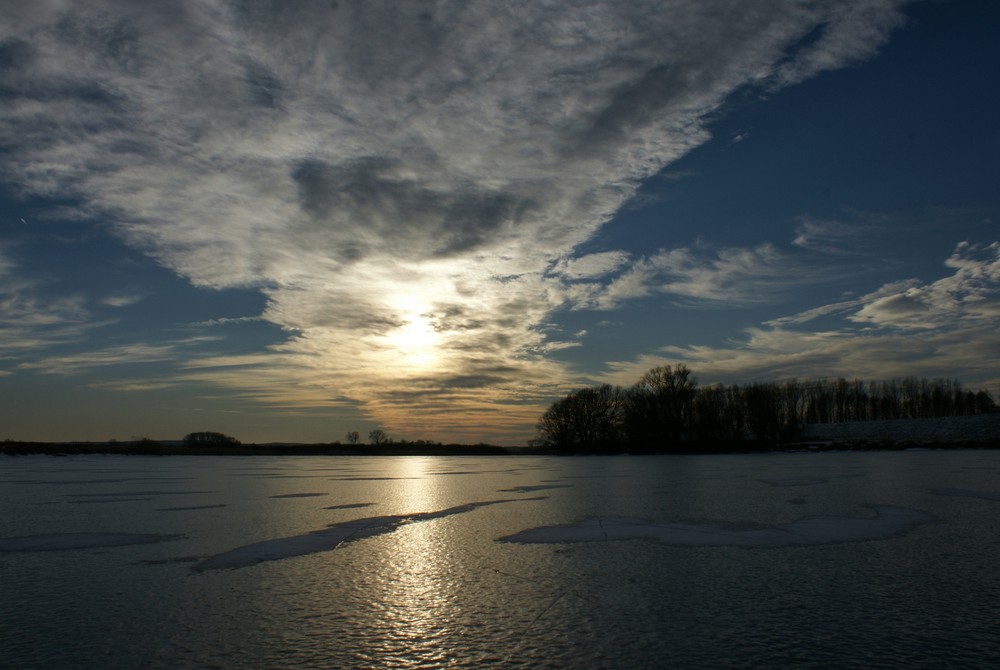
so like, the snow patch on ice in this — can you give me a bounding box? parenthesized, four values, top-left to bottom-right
(499, 505, 934, 547)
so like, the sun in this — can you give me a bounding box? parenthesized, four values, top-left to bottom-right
(384, 308, 443, 370)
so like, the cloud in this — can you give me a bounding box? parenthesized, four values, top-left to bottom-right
(100, 293, 144, 308)
(848, 241, 1000, 329)
(0, 246, 15, 276)
(17, 338, 219, 376)
(600, 242, 1000, 392)
(0, 1, 914, 439)
(791, 215, 885, 254)
(771, 1, 910, 86)
(766, 279, 919, 326)
(552, 251, 631, 280)
(0, 274, 104, 356)
(586, 242, 805, 310)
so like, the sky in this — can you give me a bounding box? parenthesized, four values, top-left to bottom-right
(1, 0, 998, 445)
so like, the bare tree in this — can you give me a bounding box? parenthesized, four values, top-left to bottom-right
(368, 429, 389, 445)
(625, 363, 697, 449)
(345, 431, 360, 445)
(536, 384, 625, 453)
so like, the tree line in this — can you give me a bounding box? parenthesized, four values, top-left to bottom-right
(535, 364, 998, 454)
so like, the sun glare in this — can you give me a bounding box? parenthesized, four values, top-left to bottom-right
(384, 308, 442, 369)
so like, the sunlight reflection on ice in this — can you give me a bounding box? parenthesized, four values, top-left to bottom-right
(193, 498, 545, 571)
(499, 505, 934, 547)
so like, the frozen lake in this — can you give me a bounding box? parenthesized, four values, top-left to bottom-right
(2, 451, 999, 668)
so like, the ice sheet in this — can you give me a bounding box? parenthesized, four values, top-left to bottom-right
(157, 504, 228, 512)
(193, 497, 544, 571)
(499, 505, 934, 547)
(0, 533, 184, 552)
(329, 476, 421, 481)
(66, 491, 209, 497)
(497, 484, 572, 493)
(930, 488, 1000, 502)
(69, 498, 153, 504)
(758, 477, 828, 487)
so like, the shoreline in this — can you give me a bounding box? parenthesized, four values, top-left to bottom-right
(4, 414, 997, 457)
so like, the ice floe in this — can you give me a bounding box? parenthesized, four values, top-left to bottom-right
(323, 502, 377, 510)
(498, 505, 934, 547)
(0, 533, 184, 552)
(193, 498, 544, 571)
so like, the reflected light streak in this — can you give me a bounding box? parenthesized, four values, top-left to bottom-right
(365, 457, 464, 667)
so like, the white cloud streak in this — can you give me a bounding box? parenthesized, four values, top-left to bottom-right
(0, 0, 915, 439)
(587, 242, 804, 310)
(17, 337, 221, 376)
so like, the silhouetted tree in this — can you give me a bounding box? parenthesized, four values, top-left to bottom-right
(183, 431, 240, 446)
(975, 390, 998, 414)
(345, 431, 360, 445)
(536, 384, 625, 453)
(535, 367, 997, 453)
(742, 383, 786, 442)
(691, 384, 731, 442)
(624, 364, 697, 451)
(368, 429, 389, 445)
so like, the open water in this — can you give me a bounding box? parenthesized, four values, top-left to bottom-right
(1, 451, 998, 668)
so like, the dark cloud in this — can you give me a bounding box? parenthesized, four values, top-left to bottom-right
(291, 156, 534, 257)
(242, 59, 285, 110)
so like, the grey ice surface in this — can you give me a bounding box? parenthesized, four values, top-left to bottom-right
(499, 505, 934, 547)
(0, 533, 184, 552)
